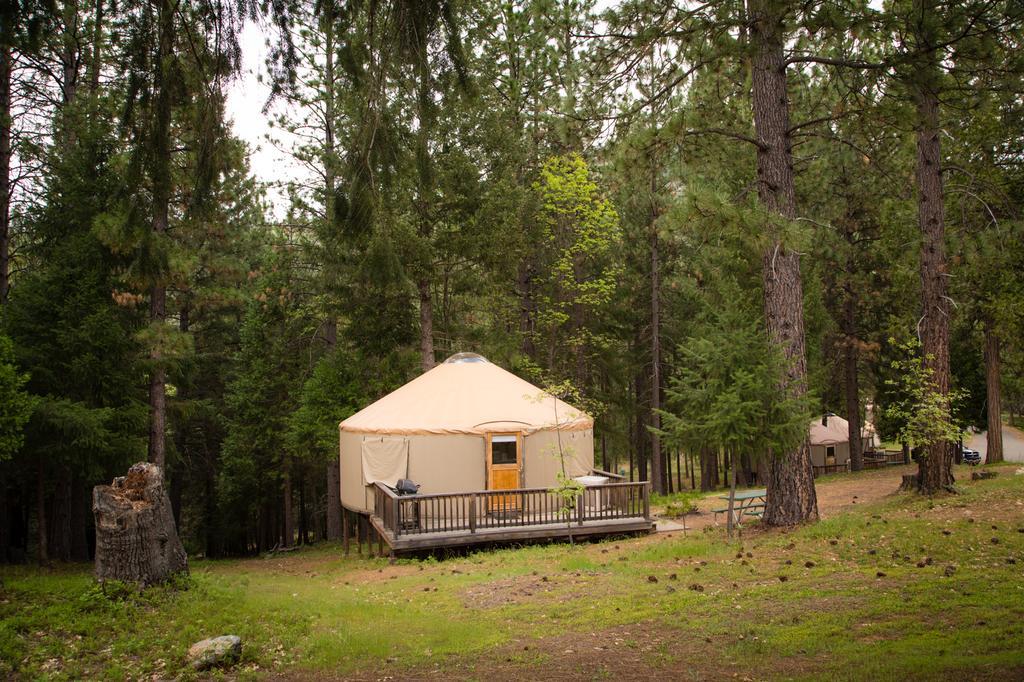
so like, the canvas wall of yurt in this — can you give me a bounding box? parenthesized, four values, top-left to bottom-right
(338, 353, 595, 514)
(809, 414, 851, 467)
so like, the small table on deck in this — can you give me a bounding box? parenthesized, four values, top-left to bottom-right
(714, 489, 767, 525)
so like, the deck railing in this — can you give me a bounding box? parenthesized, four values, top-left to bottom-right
(372, 481, 651, 538)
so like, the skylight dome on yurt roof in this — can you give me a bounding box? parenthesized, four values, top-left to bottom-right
(444, 352, 489, 363)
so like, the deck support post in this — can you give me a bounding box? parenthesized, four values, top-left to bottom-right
(469, 495, 477, 533)
(342, 510, 350, 555)
(377, 527, 384, 557)
(576, 493, 584, 526)
(643, 482, 651, 520)
(356, 513, 363, 555)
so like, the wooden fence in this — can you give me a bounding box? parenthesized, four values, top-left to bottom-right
(812, 463, 849, 477)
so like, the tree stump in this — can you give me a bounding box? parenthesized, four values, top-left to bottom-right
(93, 462, 188, 586)
(899, 474, 920, 492)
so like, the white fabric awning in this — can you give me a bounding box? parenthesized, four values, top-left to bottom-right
(361, 437, 409, 487)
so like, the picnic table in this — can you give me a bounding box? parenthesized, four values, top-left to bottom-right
(714, 489, 767, 525)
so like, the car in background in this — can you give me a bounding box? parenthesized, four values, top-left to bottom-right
(962, 448, 982, 465)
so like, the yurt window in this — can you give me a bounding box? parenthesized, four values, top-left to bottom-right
(491, 435, 518, 465)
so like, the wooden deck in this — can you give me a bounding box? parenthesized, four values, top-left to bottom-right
(368, 481, 653, 553)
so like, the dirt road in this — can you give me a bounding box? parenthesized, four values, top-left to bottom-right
(967, 424, 1024, 463)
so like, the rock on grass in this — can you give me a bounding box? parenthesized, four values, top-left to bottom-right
(188, 635, 241, 671)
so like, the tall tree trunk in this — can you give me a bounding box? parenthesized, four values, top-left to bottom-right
(844, 291, 863, 471)
(48, 466, 72, 562)
(204, 460, 218, 557)
(649, 184, 664, 494)
(418, 282, 435, 370)
(320, 10, 345, 541)
(699, 446, 717, 492)
(632, 336, 649, 483)
(628, 409, 635, 481)
(147, 0, 174, 471)
(664, 443, 672, 493)
(726, 448, 738, 536)
(0, 44, 11, 305)
(740, 451, 753, 487)
(88, 0, 105, 93)
(169, 301, 190, 528)
(60, 0, 80, 111)
(327, 460, 341, 540)
(517, 260, 536, 356)
(910, 16, 954, 492)
(415, 59, 436, 373)
(36, 460, 48, 563)
(282, 464, 293, 548)
(749, 0, 818, 526)
(70, 474, 89, 561)
(323, 319, 342, 542)
(984, 323, 1003, 464)
(298, 470, 308, 545)
(0, 466, 8, 561)
(676, 449, 683, 492)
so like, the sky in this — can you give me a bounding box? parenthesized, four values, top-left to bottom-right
(223, 22, 298, 217)
(224, 4, 888, 218)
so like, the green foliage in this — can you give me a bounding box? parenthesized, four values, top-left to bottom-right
(285, 349, 368, 462)
(552, 471, 585, 521)
(659, 289, 811, 464)
(534, 153, 621, 323)
(4, 0, 1024, 562)
(880, 338, 969, 451)
(532, 153, 622, 391)
(0, 336, 34, 462)
(651, 490, 703, 518)
(218, 282, 304, 541)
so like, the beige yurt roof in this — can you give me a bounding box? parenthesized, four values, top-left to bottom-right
(339, 353, 593, 436)
(809, 415, 850, 446)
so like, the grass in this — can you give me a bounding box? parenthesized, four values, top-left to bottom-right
(650, 489, 706, 517)
(2, 464, 1023, 680)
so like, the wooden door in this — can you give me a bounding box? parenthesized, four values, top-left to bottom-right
(486, 433, 522, 514)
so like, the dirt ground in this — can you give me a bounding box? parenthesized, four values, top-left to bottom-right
(658, 463, 920, 532)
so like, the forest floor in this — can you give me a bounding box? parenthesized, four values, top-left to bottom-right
(2, 463, 1023, 681)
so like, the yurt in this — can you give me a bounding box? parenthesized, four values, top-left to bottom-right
(809, 414, 851, 467)
(338, 353, 594, 514)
